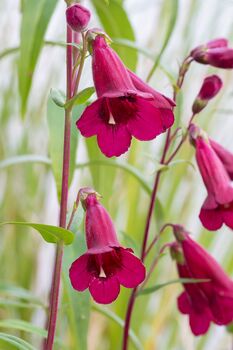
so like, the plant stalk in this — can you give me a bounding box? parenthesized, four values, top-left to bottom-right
(44, 24, 73, 350)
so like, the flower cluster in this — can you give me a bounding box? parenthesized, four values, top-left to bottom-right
(66, 4, 233, 340)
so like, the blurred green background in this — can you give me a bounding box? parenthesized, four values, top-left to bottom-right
(1, 0, 233, 349)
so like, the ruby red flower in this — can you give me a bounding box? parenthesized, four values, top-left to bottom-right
(69, 189, 145, 304)
(76, 35, 174, 157)
(191, 38, 233, 69)
(171, 225, 233, 336)
(66, 4, 91, 32)
(189, 124, 233, 230)
(192, 75, 222, 113)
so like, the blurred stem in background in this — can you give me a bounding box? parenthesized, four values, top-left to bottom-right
(44, 23, 73, 350)
(122, 56, 192, 350)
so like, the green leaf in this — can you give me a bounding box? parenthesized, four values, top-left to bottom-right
(138, 278, 210, 296)
(76, 159, 152, 195)
(227, 322, 233, 334)
(146, 0, 179, 81)
(0, 155, 51, 169)
(63, 205, 90, 350)
(0, 283, 43, 305)
(91, 0, 137, 70)
(0, 320, 47, 338)
(47, 98, 83, 198)
(0, 298, 43, 309)
(113, 38, 154, 60)
(18, 0, 57, 115)
(50, 89, 66, 108)
(0, 222, 74, 245)
(65, 87, 95, 109)
(92, 305, 143, 350)
(0, 333, 37, 350)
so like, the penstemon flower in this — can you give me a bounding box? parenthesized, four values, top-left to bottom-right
(69, 188, 145, 304)
(191, 38, 233, 69)
(189, 124, 233, 230)
(66, 4, 91, 32)
(170, 225, 233, 336)
(76, 35, 174, 157)
(192, 75, 222, 114)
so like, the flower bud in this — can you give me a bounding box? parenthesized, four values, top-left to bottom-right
(191, 38, 233, 69)
(192, 75, 222, 114)
(66, 4, 91, 32)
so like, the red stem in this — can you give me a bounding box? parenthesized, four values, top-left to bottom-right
(44, 25, 73, 350)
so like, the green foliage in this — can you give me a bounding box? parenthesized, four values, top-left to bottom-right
(0, 222, 74, 245)
(91, 0, 137, 70)
(47, 98, 84, 198)
(65, 87, 95, 109)
(138, 278, 210, 296)
(18, 0, 57, 115)
(0, 333, 37, 350)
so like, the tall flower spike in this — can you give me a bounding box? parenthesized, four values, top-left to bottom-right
(69, 188, 145, 304)
(192, 75, 222, 114)
(189, 124, 233, 230)
(76, 35, 174, 157)
(170, 225, 233, 336)
(191, 38, 233, 69)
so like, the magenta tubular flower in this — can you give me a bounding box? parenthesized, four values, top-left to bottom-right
(69, 190, 145, 304)
(191, 38, 233, 69)
(76, 35, 174, 157)
(171, 226, 233, 336)
(66, 4, 91, 32)
(210, 139, 233, 180)
(189, 124, 233, 230)
(192, 75, 222, 113)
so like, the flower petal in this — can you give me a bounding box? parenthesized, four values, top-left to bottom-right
(199, 207, 223, 230)
(76, 99, 104, 137)
(223, 207, 233, 229)
(177, 291, 191, 314)
(116, 248, 146, 288)
(89, 275, 120, 304)
(211, 293, 233, 325)
(127, 97, 172, 141)
(97, 124, 132, 157)
(69, 254, 92, 291)
(189, 310, 211, 336)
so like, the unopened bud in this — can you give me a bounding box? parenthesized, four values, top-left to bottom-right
(192, 75, 222, 114)
(66, 4, 91, 32)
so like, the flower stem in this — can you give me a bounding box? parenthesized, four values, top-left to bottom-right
(122, 57, 192, 350)
(44, 24, 73, 350)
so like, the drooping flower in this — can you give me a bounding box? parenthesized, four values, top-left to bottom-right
(66, 4, 91, 32)
(189, 124, 233, 230)
(191, 38, 233, 69)
(192, 75, 222, 114)
(69, 188, 145, 304)
(210, 139, 233, 180)
(76, 35, 174, 157)
(170, 225, 233, 336)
